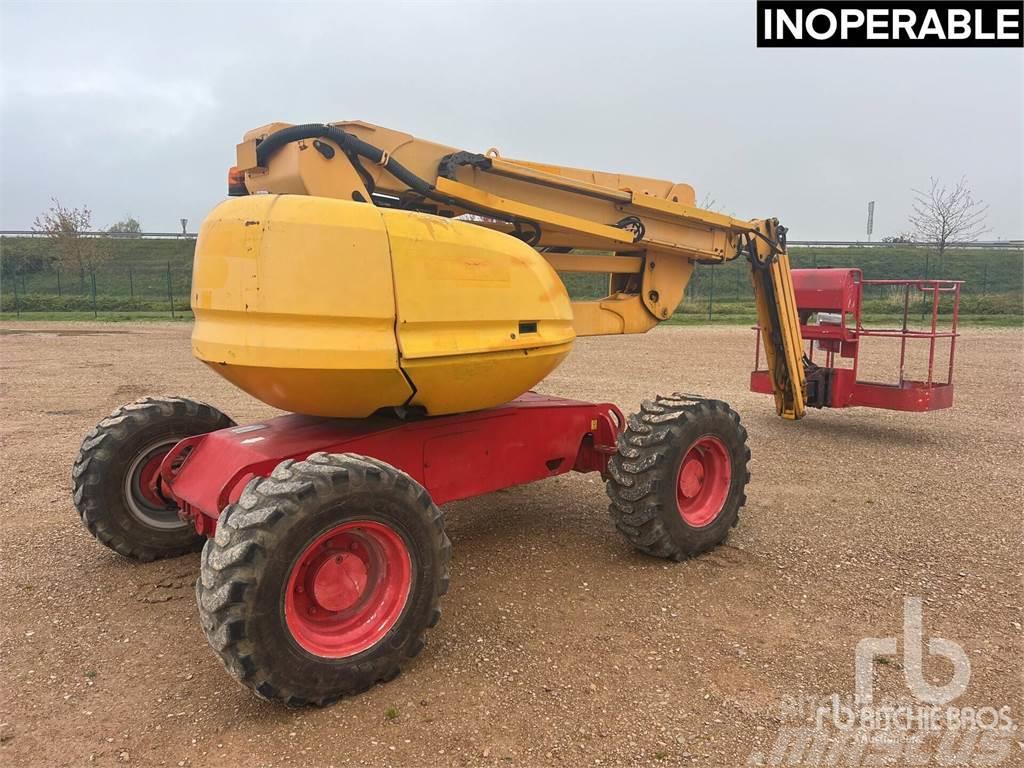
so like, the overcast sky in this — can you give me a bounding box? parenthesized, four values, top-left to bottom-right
(1, 0, 1021, 240)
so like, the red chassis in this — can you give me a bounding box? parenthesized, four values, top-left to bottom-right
(159, 393, 624, 537)
(84, 389, 747, 705)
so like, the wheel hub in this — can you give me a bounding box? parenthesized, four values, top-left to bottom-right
(136, 453, 169, 507)
(124, 439, 186, 530)
(285, 521, 412, 658)
(675, 435, 731, 528)
(678, 456, 705, 498)
(311, 552, 369, 613)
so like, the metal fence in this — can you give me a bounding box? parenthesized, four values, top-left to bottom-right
(681, 248, 1021, 320)
(1, 233, 1021, 320)
(2, 262, 193, 318)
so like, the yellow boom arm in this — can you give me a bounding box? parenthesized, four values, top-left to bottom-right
(231, 120, 807, 419)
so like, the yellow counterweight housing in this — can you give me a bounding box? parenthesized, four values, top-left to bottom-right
(191, 195, 576, 418)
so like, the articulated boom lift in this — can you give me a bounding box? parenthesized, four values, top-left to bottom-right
(72, 121, 957, 706)
(232, 121, 807, 418)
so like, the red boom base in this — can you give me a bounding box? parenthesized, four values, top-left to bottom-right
(750, 369, 954, 411)
(159, 393, 623, 536)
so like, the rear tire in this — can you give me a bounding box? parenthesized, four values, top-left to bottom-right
(606, 394, 750, 560)
(196, 452, 451, 707)
(72, 396, 234, 561)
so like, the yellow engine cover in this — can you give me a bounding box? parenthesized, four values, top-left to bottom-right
(191, 195, 575, 417)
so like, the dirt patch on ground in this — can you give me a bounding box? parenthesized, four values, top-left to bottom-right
(1, 323, 1021, 767)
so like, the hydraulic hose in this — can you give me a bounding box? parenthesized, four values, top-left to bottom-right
(253, 123, 542, 245)
(255, 123, 435, 198)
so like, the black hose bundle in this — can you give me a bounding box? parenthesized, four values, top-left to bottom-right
(255, 123, 435, 198)
(254, 123, 542, 245)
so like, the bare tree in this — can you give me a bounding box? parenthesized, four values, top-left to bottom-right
(32, 199, 111, 289)
(908, 177, 988, 272)
(699, 192, 718, 211)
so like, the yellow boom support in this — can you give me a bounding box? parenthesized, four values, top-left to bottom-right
(192, 120, 806, 419)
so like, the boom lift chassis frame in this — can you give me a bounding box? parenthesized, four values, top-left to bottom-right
(75, 384, 751, 706)
(160, 393, 624, 537)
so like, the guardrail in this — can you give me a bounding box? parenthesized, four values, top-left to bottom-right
(1, 230, 197, 240)
(1, 230, 1021, 248)
(785, 240, 1022, 249)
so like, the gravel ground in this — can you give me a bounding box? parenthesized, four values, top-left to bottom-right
(0, 323, 1021, 768)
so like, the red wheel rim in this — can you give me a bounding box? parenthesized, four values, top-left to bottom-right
(675, 436, 732, 528)
(284, 521, 412, 658)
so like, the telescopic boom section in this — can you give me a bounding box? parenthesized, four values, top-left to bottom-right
(231, 120, 806, 419)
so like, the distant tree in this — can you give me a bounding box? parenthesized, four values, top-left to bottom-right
(908, 177, 988, 271)
(107, 217, 143, 236)
(32, 199, 111, 289)
(699, 192, 718, 211)
(0, 241, 40, 279)
(881, 232, 914, 245)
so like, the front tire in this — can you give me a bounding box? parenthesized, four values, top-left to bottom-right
(72, 396, 234, 561)
(196, 452, 451, 707)
(606, 394, 750, 560)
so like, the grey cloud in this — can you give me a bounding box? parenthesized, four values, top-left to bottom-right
(1, 0, 1021, 239)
